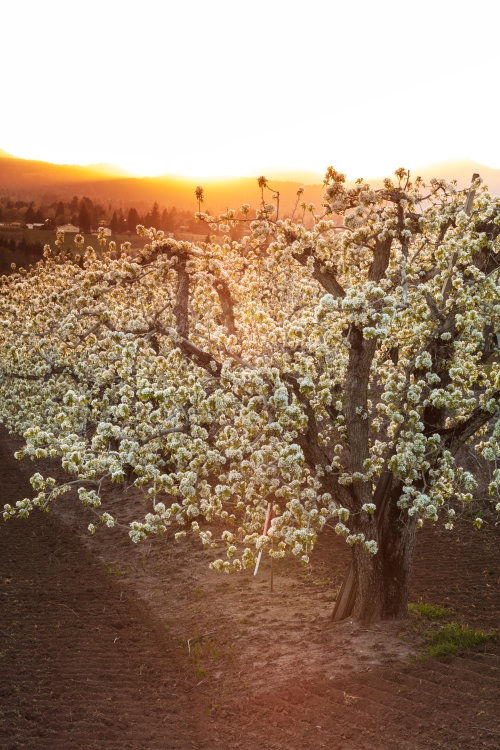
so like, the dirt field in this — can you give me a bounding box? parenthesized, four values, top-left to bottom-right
(1, 431, 500, 749)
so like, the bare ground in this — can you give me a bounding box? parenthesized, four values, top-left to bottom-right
(1, 430, 500, 749)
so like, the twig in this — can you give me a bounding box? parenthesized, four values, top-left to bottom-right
(186, 680, 205, 692)
(56, 603, 78, 616)
(470, 725, 500, 735)
(0, 629, 15, 640)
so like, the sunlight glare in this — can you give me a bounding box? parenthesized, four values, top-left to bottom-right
(1, 0, 499, 179)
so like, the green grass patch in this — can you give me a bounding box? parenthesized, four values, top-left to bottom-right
(414, 622, 499, 661)
(408, 602, 452, 620)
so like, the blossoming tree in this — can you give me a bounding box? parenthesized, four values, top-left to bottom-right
(2, 168, 500, 622)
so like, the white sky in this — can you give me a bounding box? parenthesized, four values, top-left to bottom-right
(1, 0, 499, 178)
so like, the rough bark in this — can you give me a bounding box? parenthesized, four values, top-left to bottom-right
(349, 513, 384, 622)
(344, 326, 377, 508)
(214, 278, 236, 336)
(332, 468, 415, 623)
(173, 260, 189, 338)
(291, 250, 346, 299)
(379, 481, 417, 619)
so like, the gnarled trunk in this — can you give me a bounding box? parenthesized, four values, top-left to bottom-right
(332, 481, 417, 623)
(379, 486, 417, 619)
(350, 541, 385, 621)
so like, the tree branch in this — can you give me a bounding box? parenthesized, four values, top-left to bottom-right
(173, 260, 190, 338)
(292, 251, 345, 298)
(444, 393, 500, 455)
(214, 278, 236, 335)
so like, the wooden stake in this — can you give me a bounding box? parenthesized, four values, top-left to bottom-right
(253, 502, 272, 577)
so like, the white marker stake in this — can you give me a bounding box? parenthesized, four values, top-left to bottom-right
(253, 549, 263, 576)
(254, 502, 272, 577)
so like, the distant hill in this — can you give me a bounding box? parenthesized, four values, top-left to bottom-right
(380, 159, 500, 195)
(0, 155, 137, 190)
(0, 154, 331, 213)
(84, 163, 138, 178)
(1, 151, 499, 214)
(332, 159, 500, 195)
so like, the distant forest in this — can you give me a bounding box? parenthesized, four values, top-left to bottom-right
(0, 191, 248, 274)
(0, 195, 210, 235)
(0, 195, 197, 275)
(0, 236, 44, 274)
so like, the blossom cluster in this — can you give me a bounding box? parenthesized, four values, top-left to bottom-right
(1, 168, 500, 573)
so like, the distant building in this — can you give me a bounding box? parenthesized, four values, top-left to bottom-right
(58, 224, 80, 233)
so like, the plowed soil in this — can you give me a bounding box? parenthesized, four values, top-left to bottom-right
(1, 431, 499, 750)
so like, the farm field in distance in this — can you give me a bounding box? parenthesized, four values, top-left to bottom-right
(0, 226, 151, 253)
(0, 226, 226, 256)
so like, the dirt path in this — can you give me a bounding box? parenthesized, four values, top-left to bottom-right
(1, 429, 500, 749)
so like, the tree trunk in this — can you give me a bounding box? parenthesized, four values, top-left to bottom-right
(332, 510, 385, 622)
(379, 486, 417, 619)
(350, 540, 385, 621)
(332, 480, 417, 623)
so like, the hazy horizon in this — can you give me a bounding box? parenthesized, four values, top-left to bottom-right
(2, 148, 500, 186)
(3, 150, 500, 219)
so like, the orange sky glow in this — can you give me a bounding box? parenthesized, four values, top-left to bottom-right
(1, 0, 499, 181)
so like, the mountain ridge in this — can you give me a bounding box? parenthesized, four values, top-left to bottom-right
(1, 152, 499, 213)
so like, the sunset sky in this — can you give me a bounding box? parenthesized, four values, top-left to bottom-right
(1, 0, 498, 179)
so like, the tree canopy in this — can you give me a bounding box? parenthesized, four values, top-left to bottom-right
(2, 168, 500, 621)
